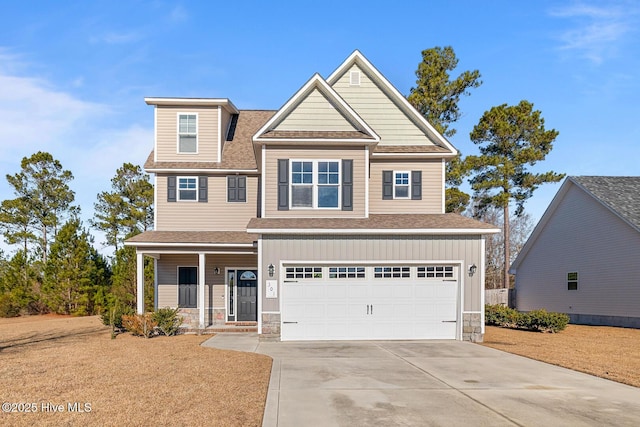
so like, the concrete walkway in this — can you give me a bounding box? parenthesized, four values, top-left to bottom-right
(203, 334, 640, 426)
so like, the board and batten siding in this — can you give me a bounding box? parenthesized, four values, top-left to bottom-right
(157, 253, 257, 309)
(275, 88, 357, 131)
(331, 64, 434, 146)
(516, 184, 640, 319)
(263, 146, 367, 218)
(369, 159, 443, 214)
(155, 106, 219, 162)
(156, 175, 258, 231)
(260, 235, 484, 313)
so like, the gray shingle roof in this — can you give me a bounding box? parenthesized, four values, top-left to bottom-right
(570, 176, 640, 231)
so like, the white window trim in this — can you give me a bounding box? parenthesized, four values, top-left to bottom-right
(177, 176, 198, 202)
(289, 159, 341, 210)
(394, 170, 410, 199)
(177, 112, 199, 154)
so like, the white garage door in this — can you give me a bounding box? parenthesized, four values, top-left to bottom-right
(281, 264, 459, 341)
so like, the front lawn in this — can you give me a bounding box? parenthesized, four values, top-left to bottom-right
(482, 324, 640, 388)
(0, 315, 272, 426)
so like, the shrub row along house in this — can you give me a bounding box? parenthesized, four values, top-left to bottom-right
(125, 51, 499, 342)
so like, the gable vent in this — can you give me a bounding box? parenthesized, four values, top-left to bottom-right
(350, 70, 361, 86)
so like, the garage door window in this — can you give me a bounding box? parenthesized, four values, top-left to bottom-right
(374, 266, 410, 278)
(329, 266, 365, 279)
(285, 266, 323, 279)
(418, 266, 454, 278)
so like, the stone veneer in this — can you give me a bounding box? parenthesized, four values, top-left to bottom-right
(178, 308, 226, 329)
(462, 312, 483, 342)
(260, 312, 281, 340)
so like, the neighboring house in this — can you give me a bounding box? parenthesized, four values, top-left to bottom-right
(125, 51, 499, 342)
(510, 176, 640, 328)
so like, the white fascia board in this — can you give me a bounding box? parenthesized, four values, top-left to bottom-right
(254, 138, 378, 145)
(247, 228, 501, 235)
(326, 50, 457, 156)
(371, 152, 457, 158)
(124, 242, 256, 248)
(253, 73, 379, 143)
(146, 168, 258, 174)
(144, 97, 239, 114)
(136, 249, 257, 255)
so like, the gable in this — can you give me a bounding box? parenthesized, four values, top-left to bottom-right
(253, 73, 379, 144)
(326, 52, 456, 156)
(274, 87, 360, 132)
(331, 64, 432, 146)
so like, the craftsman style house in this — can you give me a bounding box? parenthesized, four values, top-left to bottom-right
(126, 51, 498, 342)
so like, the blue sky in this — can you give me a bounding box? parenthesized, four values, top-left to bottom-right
(1, 1, 639, 253)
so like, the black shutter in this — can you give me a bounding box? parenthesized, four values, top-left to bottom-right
(227, 176, 237, 202)
(167, 176, 177, 202)
(237, 176, 247, 202)
(198, 176, 208, 202)
(411, 171, 422, 200)
(277, 159, 289, 210)
(342, 159, 353, 211)
(227, 176, 247, 202)
(382, 170, 393, 200)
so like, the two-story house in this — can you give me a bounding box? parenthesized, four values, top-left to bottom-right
(126, 51, 499, 342)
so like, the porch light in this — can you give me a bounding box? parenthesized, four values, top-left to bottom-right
(214, 267, 220, 275)
(468, 264, 477, 277)
(268, 264, 275, 277)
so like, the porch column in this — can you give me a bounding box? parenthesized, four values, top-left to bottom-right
(136, 252, 144, 314)
(198, 252, 206, 329)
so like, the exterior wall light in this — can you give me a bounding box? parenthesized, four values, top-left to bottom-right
(468, 264, 477, 277)
(214, 267, 220, 275)
(268, 263, 275, 277)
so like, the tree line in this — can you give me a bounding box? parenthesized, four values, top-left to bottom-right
(0, 153, 154, 317)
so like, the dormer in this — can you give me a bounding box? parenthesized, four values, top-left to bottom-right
(145, 97, 239, 163)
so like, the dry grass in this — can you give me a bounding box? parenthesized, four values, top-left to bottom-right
(0, 315, 272, 426)
(482, 324, 640, 388)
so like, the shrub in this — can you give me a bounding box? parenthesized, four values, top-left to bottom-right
(100, 303, 134, 330)
(122, 313, 157, 338)
(153, 307, 183, 336)
(0, 293, 21, 318)
(485, 304, 569, 333)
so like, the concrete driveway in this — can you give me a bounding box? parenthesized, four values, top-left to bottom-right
(204, 335, 640, 426)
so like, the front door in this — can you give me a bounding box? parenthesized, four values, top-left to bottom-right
(237, 270, 257, 321)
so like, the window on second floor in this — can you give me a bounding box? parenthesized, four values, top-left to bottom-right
(178, 177, 197, 201)
(278, 159, 352, 211)
(382, 170, 422, 201)
(178, 114, 197, 153)
(291, 160, 340, 208)
(167, 176, 208, 203)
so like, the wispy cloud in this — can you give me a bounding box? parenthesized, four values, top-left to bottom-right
(549, 2, 638, 64)
(169, 5, 188, 23)
(90, 30, 143, 45)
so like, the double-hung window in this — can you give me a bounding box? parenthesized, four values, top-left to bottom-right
(290, 160, 340, 208)
(178, 113, 197, 153)
(394, 171, 410, 198)
(178, 177, 197, 201)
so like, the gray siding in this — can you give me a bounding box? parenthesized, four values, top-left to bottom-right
(275, 88, 357, 131)
(331, 64, 434, 146)
(260, 235, 484, 313)
(516, 184, 640, 319)
(369, 159, 443, 214)
(156, 175, 258, 231)
(156, 253, 257, 310)
(263, 146, 367, 217)
(155, 106, 219, 162)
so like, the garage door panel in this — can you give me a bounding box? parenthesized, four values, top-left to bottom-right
(281, 266, 459, 341)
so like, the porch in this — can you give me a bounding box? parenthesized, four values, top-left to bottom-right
(124, 231, 259, 331)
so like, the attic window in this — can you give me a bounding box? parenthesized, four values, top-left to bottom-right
(350, 70, 360, 86)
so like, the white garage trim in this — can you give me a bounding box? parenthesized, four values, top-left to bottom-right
(279, 260, 464, 341)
